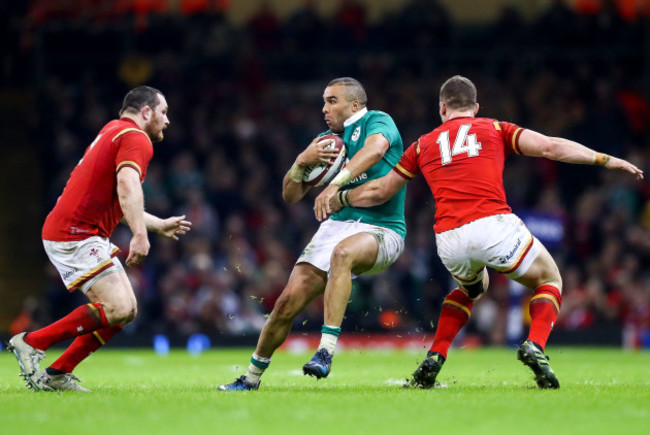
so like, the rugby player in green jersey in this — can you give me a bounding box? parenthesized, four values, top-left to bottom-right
(219, 78, 406, 390)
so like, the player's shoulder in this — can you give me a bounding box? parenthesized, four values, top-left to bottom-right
(446, 117, 508, 133)
(365, 110, 398, 133)
(473, 117, 503, 131)
(366, 109, 393, 119)
(105, 118, 150, 143)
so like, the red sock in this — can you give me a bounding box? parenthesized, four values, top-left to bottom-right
(527, 285, 562, 350)
(24, 303, 110, 351)
(429, 289, 473, 358)
(49, 325, 123, 373)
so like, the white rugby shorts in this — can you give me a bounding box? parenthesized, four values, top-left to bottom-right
(297, 219, 404, 276)
(43, 236, 123, 293)
(435, 213, 541, 285)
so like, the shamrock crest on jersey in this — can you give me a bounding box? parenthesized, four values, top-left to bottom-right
(351, 126, 361, 142)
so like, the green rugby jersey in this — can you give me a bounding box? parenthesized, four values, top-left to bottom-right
(321, 108, 406, 239)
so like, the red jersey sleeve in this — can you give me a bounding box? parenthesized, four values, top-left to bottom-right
(114, 130, 153, 181)
(497, 121, 525, 155)
(393, 139, 421, 180)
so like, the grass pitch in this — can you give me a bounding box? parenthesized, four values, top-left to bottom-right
(1, 346, 648, 435)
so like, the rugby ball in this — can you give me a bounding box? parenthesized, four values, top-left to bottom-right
(303, 134, 347, 187)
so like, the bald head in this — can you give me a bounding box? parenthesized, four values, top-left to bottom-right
(327, 77, 367, 107)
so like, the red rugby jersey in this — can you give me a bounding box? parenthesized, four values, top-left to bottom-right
(42, 118, 153, 241)
(394, 117, 523, 233)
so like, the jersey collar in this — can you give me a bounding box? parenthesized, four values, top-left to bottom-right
(120, 117, 140, 128)
(443, 116, 475, 124)
(344, 107, 368, 128)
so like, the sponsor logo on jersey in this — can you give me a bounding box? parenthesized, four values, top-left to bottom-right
(351, 173, 368, 184)
(499, 238, 521, 264)
(62, 268, 76, 280)
(351, 126, 361, 142)
(70, 226, 91, 234)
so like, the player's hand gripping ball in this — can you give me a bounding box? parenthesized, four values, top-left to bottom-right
(302, 134, 346, 187)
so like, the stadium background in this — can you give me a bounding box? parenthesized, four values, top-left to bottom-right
(0, 0, 648, 350)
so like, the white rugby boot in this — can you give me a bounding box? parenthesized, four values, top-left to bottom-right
(7, 332, 46, 391)
(35, 370, 92, 392)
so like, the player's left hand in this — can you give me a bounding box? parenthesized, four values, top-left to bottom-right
(605, 157, 644, 180)
(314, 184, 339, 221)
(157, 215, 192, 240)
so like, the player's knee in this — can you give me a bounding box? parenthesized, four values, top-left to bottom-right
(541, 277, 563, 294)
(270, 292, 299, 323)
(464, 274, 488, 301)
(126, 304, 138, 323)
(103, 301, 137, 325)
(531, 269, 563, 295)
(463, 271, 489, 301)
(464, 281, 485, 300)
(330, 244, 353, 268)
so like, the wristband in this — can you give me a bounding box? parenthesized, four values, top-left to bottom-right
(337, 191, 345, 207)
(594, 152, 611, 166)
(337, 190, 351, 207)
(288, 163, 305, 183)
(330, 168, 353, 187)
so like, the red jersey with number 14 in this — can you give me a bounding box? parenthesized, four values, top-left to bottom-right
(394, 117, 524, 233)
(42, 118, 153, 241)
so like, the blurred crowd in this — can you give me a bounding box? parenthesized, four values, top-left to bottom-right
(5, 0, 650, 347)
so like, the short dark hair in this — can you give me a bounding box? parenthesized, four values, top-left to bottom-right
(119, 85, 163, 116)
(327, 77, 367, 107)
(439, 75, 477, 111)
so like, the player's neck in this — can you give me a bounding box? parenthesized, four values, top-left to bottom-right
(120, 113, 145, 130)
(446, 111, 475, 121)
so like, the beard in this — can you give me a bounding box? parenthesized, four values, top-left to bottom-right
(144, 119, 164, 142)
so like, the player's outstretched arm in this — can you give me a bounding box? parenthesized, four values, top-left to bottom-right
(283, 137, 340, 203)
(117, 167, 150, 266)
(318, 170, 407, 221)
(518, 130, 644, 180)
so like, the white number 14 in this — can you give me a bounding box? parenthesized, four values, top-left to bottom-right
(436, 124, 482, 165)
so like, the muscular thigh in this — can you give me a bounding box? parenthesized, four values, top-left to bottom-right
(86, 271, 136, 309)
(296, 219, 403, 276)
(512, 243, 562, 290)
(332, 232, 379, 275)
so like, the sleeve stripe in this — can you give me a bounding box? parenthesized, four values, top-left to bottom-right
(416, 138, 421, 155)
(116, 161, 142, 177)
(393, 163, 415, 179)
(493, 121, 501, 131)
(511, 128, 523, 154)
(112, 127, 149, 142)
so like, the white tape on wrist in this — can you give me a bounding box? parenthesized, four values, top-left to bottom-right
(288, 163, 305, 183)
(330, 168, 353, 187)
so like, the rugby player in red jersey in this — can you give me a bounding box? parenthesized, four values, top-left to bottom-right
(8, 86, 191, 392)
(319, 75, 643, 389)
